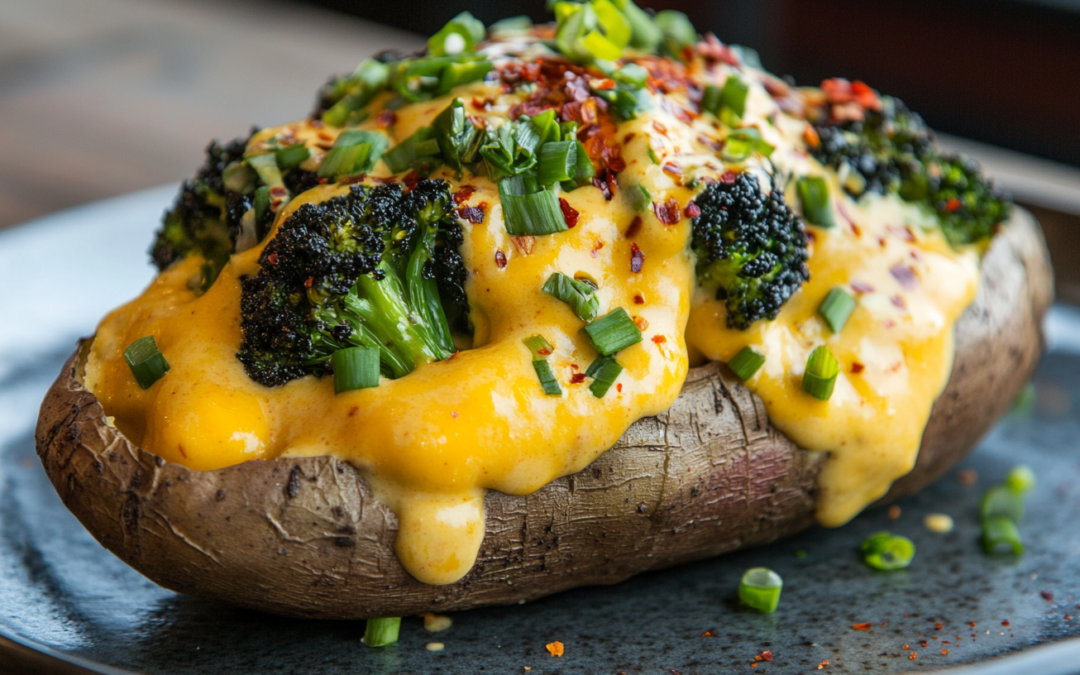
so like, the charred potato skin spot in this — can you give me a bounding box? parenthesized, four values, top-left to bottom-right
(35, 212, 1052, 620)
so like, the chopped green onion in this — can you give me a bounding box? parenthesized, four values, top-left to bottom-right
(722, 127, 774, 162)
(124, 336, 170, 390)
(253, 186, 271, 225)
(701, 84, 723, 115)
(728, 346, 765, 381)
(537, 141, 577, 186)
(247, 153, 285, 190)
(528, 109, 561, 145)
(532, 359, 563, 396)
(498, 177, 567, 236)
(572, 141, 595, 181)
(1005, 465, 1036, 495)
(383, 126, 441, 174)
(738, 567, 782, 613)
(797, 176, 836, 228)
(655, 10, 696, 59)
(584, 307, 643, 355)
(319, 130, 389, 179)
(860, 531, 915, 570)
(719, 75, 749, 118)
(321, 59, 390, 126)
(432, 99, 479, 176)
(428, 11, 485, 56)
(543, 272, 599, 322)
(818, 287, 856, 333)
(613, 63, 649, 88)
(593, 86, 651, 120)
(981, 485, 1024, 523)
(618, 0, 663, 51)
(222, 161, 256, 193)
(332, 347, 381, 393)
(489, 15, 532, 37)
(275, 144, 311, 171)
(362, 617, 401, 647)
(802, 345, 839, 401)
(982, 517, 1024, 555)
(587, 355, 624, 397)
(523, 335, 554, 359)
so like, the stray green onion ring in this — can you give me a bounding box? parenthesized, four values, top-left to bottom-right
(332, 347, 381, 393)
(982, 517, 1024, 556)
(532, 359, 563, 396)
(124, 336, 170, 390)
(738, 567, 782, 613)
(860, 531, 915, 570)
(802, 345, 839, 401)
(797, 176, 836, 228)
(363, 617, 401, 647)
(1005, 465, 1036, 495)
(728, 346, 765, 381)
(818, 287, 856, 333)
(583, 307, 643, 356)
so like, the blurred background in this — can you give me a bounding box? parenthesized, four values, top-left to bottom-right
(1, 0, 1079, 291)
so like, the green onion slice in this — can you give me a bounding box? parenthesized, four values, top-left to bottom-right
(124, 336, 170, 390)
(818, 287, 856, 333)
(802, 345, 839, 401)
(982, 517, 1024, 556)
(537, 141, 577, 186)
(383, 126, 440, 174)
(797, 176, 836, 228)
(253, 185, 271, 226)
(702, 84, 723, 115)
(1005, 465, 1036, 495)
(543, 272, 599, 322)
(222, 161, 256, 193)
(275, 144, 311, 171)
(587, 355, 624, 397)
(363, 617, 401, 647)
(728, 346, 765, 381)
(720, 75, 749, 117)
(332, 347, 381, 393)
(499, 177, 568, 236)
(523, 335, 554, 359)
(860, 531, 915, 570)
(655, 9, 696, 59)
(613, 63, 649, 88)
(739, 567, 782, 613)
(428, 11, 485, 57)
(981, 485, 1024, 523)
(532, 359, 563, 396)
(247, 153, 286, 190)
(584, 307, 643, 355)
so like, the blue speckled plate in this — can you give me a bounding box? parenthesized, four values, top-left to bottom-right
(1, 188, 1079, 674)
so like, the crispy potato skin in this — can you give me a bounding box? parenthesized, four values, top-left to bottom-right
(35, 211, 1052, 619)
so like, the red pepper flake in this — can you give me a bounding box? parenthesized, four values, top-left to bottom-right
(653, 120, 668, 135)
(903, 645, 910, 651)
(304, 276, 314, 288)
(458, 205, 485, 224)
(403, 171, 421, 190)
(942, 640, 951, 644)
(652, 335, 667, 344)
(512, 236, 536, 256)
(909, 653, 918, 661)
(537, 348, 551, 356)
(958, 469, 978, 485)
(945, 198, 962, 212)
(310, 119, 325, 129)
(920, 641, 928, 648)
(888, 505, 901, 519)
(270, 186, 287, 197)
(318, 131, 334, 142)
(969, 622, 977, 629)
(340, 173, 367, 185)
(616, 383, 622, 393)
(1042, 591, 1055, 602)
(495, 249, 507, 269)
(1002, 620, 1010, 626)
(891, 295, 907, 310)
(626, 216, 643, 238)
(471, 96, 494, 111)
(889, 264, 918, 290)
(941, 649, 949, 656)
(591, 78, 616, 90)
(697, 134, 723, 152)
(623, 132, 637, 143)
(653, 198, 682, 225)
(755, 651, 773, 662)
(453, 185, 477, 203)
(546, 641, 564, 657)
(591, 174, 614, 201)
(559, 198, 580, 227)
(607, 155, 627, 173)
(935, 622, 944, 630)
(630, 242, 645, 273)
(570, 373, 587, 384)
(887, 224, 916, 242)
(267, 253, 279, 265)
(662, 161, 684, 177)
(633, 316, 649, 331)
(851, 623, 872, 631)
(1066, 615, 1072, 621)
(817, 661, 829, 669)
(376, 110, 397, 128)
(720, 170, 739, 184)
(590, 240, 604, 257)
(634, 293, 645, 305)
(685, 201, 701, 218)
(804, 125, 821, 148)
(451, 411, 458, 419)
(851, 362, 865, 374)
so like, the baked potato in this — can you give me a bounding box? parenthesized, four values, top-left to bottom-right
(35, 7, 1053, 619)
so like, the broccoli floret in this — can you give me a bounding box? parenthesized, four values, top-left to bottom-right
(237, 179, 470, 388)
(691, 173, 810, 330)
(811, 93, 1011, 247)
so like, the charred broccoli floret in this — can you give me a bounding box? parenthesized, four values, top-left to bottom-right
(237, 179, 470, 388)
(691, 173, 810, 330)
(810, 91, 1011, 247)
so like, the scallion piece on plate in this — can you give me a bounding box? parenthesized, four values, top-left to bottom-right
(523, 335, 554, 359)
(818, 287, 856, 333)
(124, 336, 170, 390)
(332, 347, 380, 393)
(981, 485, 1025, 523)
(275, 144, 311, 171)
(728, 346, 765, 381)
(363, 617, 401, 647)
(586, 355, 624, 398)
(982, 517, 1024, 556)
(532, 359, 563, 396)
(720, 74, 749, 118)
(428, 11, 485, 57)
(797, 176, 836, 228)
(383, 126, 440, 174)
(860, 531, 915, 570)
(498, 177, 568, 236)
(802, 345, 839, 401)
(701, 83, 723, 115)
(537, 141, 577, 186)
(1005, 464, 1036, 495)
(584, 307, 643, 356)
(738, 567, 782, 613)
(543, 272, 599, 322)
(613, 63, 649, 88)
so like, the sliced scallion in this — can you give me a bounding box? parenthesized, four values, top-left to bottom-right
(523, 335, 554, 359)
(818, 287, 856, 333)
(543, 272, 599, 322)
(982, 517, 1024, 556)
(587, 355, 623, 397)
(383, 126, 440, 174)
(584, 307, 643, 356)
(802, 345, 839, 401)
(332, 347, 381, 393)
(1005, 465, 1036, 495)
(860, 531, 915, 570)
(253, 185, 271, 225)
(537, 141, 577, 186)
(738, 567, 782, 613)
(701, 84, 723, 115)
(222, 161, 256, 193)
(720, 75, 749, 118)
(247, 153, 285, 190)
(428, 11, 485, 57)
(613, 63, 649, 89)
(981, 485, 1024, 523)
(498, 177, 567, 236)
(124, 336, 170, 390)
(275, 144, 311, 171)
(728, 346, 765, 381)
(655, 10, 696, 59)
(797, 176, 836, 228)
(532, 359, 563, 396)
(362, 617, 401, 647)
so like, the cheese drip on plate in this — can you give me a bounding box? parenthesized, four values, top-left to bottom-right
(84, 34, 982, 584)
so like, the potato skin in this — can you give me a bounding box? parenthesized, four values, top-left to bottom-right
(35, 210, 1052, 620)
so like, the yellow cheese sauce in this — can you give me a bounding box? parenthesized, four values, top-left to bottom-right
(84, 43, 985, 584)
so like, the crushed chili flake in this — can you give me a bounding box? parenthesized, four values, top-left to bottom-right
(634, 293, 645, 305)
(958, 469, 978, 485)
(626, 216, 643, 238)
(654, 198, 682, 225)
(1042, 591, 1056, 602)
(623, 132, 637, 143)
(720, 170, 738, 184)
(592, 174, 614, 201)
(270, 186, 287, 197)
(559, 197, 580, 227)
(451, 411, 458, 418)
(697, 134, 723, 152)
(969, 622, 977, 629)
(633, 316, 649, 331)
(403, 171, 421, 190)
(310, 119, 325, 129)
(889, 264, 918, 290)
(1066, 615, 1072, 621)
(453, 185, 477, 203)
(546, 641, 564, 657)
(340, 173, 368, 185)
(304, 276, 314, 288)
(495, 250, 507, 269)
(471, 96, 494, 111)
(818, 660, 829, 669)
(920, 641, 928, 648)
(851, 362, 865, 374)
(630, 242, 645, 273)
(616, 383, 622, 393)
(903, 645, 910, 651)
(935, 621, 944, 630)
(909, 653, 917, 661)
(652, 335, 667, 344)
(702, 628, 717, 637)
(376, 110, 397, 128)
(662, 161, 684, 177)
(945, 198, 962, 212)
(941, 649, 949, 655)
(888, 505, 901, 519)
(804, 125, 821, 148)
(891, 295, 907, 310)
(852, 623, 872, 631)
(458, 205, 486, 224)
(685, 201, 701, 218)
(652, 120, 668, 135)
(756, 651, 773, 662)
(317, 131, 334, 142)
(1002, 620, 1010, 626)
(570, 373, 587, 384)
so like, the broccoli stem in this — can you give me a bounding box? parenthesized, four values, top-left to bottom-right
(350, 268, 435, 374)
(406, 222, 456, 359)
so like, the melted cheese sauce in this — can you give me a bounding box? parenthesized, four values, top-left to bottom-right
(85, 45, 984, 584)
